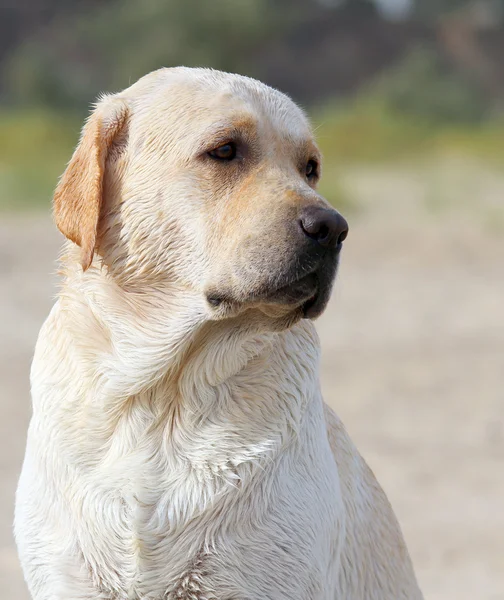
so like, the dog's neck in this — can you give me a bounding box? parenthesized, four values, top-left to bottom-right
(41, 254, 322, 526)
(49, 253, 321, 479)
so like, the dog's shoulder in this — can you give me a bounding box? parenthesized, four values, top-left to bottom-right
(323, 403, 423, 599)
(323, 402, 399, 532)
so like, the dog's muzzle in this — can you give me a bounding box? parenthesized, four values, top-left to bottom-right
(206, 205, 348, 320)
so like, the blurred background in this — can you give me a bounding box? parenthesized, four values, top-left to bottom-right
(0, 0, 503, 598)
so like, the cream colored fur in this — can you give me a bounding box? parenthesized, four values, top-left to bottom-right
(15, 68, 422, 599)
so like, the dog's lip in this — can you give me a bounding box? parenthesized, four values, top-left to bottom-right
(205, 273, 317, 314)
(265, 271, 318, 306)
(301, 292, 319, 318)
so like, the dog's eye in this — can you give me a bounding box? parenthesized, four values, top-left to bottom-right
(208, 143, 237, 161)
(305, 159, 318, 180)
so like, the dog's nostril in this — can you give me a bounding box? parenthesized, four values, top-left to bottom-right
(337, 228, 348, 245)
(299, 218, 313, 238)
(317, 224, 329, 242)
(299, 217, 326, 241)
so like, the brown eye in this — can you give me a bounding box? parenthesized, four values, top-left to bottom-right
(208, 143, 237, 161)
(305, 159, 318, 179)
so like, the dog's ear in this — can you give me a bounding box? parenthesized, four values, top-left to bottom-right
(53, 96, 129, 270)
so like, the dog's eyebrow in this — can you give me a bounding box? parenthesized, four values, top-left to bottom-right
(195, 116, 257, 152)
(294, 140, 322, 164)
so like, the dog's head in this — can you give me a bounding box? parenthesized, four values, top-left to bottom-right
(54, 68, 348, 325)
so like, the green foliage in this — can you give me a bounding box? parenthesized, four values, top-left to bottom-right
(0, 110, 79, 210)
(412, 0, 470, 20)
(4, 0, 277, 109)
(314, 101, 433, 163)
(364, 46, 488, 124)
(314, 96, 504, 166)
(311, 46, 504, 167)
(413, 0, 504, 21)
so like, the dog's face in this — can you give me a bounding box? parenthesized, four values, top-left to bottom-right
(54, 68, 348, 324)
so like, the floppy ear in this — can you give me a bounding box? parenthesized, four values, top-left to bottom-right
(53, 97, 129, 270)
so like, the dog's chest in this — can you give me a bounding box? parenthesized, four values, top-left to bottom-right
(78, 449, 221, 598)
(83, 496, 335, 600)
(77, 446, 341, 600)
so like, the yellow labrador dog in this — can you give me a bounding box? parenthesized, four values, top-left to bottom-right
(15, 68, 422, 600)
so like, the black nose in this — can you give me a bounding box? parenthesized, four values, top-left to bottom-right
(299, 206, 349, 249)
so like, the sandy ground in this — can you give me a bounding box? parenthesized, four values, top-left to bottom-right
(1, 168, 503, 598)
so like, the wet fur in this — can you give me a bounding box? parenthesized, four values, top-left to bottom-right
(15, 68, 422, 599)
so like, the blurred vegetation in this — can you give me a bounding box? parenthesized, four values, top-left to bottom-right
(1, 0, 504, 211)
(4, 0, 277, 110)
(0, 110, 79, 210)
(315, 45, 504, 165)
(366, 46, 488, 124)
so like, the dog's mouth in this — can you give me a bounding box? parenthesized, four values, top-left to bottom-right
(301, 290, 322, 319)
(266, 271, 329, 320)
(266, 271, 317, 306)
(246, 266, 334, 320)
(206, 252, 340, 321)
